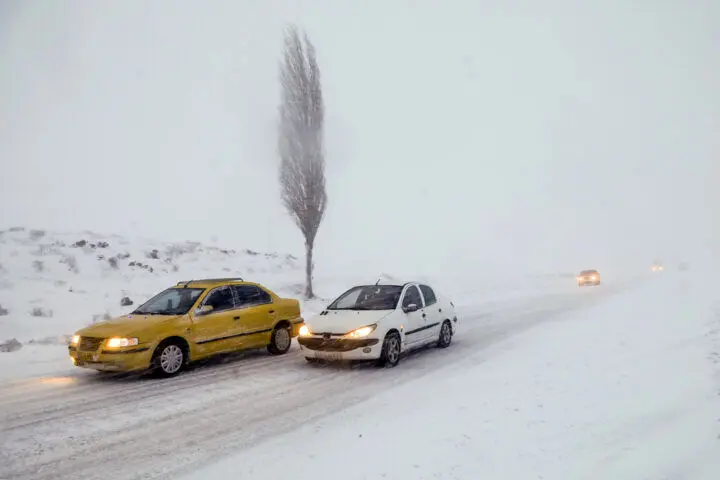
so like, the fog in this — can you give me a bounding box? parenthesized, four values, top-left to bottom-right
(1, 0, 718, 277)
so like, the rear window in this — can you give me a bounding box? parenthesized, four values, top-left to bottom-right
(579, 270, 598, 275)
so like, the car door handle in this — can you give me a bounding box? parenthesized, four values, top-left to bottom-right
(233, 316, 241, 320)
(438, 308, 442, 312)
(268, 310, 275, 314)
(422, 313, 426, 318)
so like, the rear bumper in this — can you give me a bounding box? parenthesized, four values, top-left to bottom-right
(69, 346, 153, 372)
(290, 318, 305, 337)
(297, 336, 381, 361)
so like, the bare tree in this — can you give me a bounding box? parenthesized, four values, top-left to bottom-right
(278, 24, 327, 299)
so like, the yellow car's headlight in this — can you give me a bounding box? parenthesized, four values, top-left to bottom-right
(106, 337, 139, 348)
(71, 335, 80, 345)
(344, 324, 377, 339)
(298, 325, 312, 337)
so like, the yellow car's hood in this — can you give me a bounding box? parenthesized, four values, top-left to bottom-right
(76, 313, 183, 338)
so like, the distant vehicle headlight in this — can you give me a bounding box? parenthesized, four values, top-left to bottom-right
(344, 324, 377, 338)
(106, 337, 139, 348)
(71, 335, 80, 345)
(298, 325, 312, 337)
(591, 276, 597, 280)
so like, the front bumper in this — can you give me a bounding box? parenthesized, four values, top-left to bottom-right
(68, 345, 153, 372)
(297, 336, 381, 361)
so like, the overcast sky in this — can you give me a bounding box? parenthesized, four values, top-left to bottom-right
(1, 0, 718, 277)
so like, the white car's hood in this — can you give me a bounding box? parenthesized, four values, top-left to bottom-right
(306, 309, 393, 334)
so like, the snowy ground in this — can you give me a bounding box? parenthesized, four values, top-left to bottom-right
(1, 228, 716, 480)
(183, 273, 720, 480)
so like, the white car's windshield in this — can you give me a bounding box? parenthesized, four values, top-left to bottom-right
(133, 287, 205, 315)
(327, 285, 403, 311)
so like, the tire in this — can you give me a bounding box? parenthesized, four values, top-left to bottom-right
(375, 332, 401, 368)
(437, 320, 453, 348)
(151, 340, 186, 377)
(267, 324, 292, 355)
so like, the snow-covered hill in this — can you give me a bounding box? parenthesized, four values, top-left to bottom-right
(0, 227, 325, 346)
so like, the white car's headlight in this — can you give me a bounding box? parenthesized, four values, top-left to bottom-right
(71, 335, 80, 345)
(344, 324, 377, 339)
(298, 325, 312, 337)
(106, 337, 139, 348)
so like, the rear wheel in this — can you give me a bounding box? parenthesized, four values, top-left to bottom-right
(376, 332, 401, 368)
(437, 320, 453, 348)
(151, 341, 186, 377)
(268, 324, 292, 355)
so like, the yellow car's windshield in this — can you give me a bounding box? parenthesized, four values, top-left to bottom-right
(132, 287, 205, 315)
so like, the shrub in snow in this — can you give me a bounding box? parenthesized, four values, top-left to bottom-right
(0, 338, 22, 353)
(117, 252, 131, 260)
(146, 249, 160, 259)
(128, 261, 153, 273)
(72, 239, 87, 248)
(0, 304, 8, 316)
(8, 226, 25, 232)
(32, 260, 44, 272)
(29, 229, 46, 240)
(60, 254, 79, 273)
(108, 257, 119, 269)
(120, 296, 134, 306)
(30, 307, 53, 317)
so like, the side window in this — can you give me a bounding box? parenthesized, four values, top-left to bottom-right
(202, 286, 235, 312)
(419, 285, 437, 306)
(402, 285, 423, 309)
(233, 285, 272, 308)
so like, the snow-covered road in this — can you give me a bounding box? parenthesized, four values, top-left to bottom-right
(2, 275, 715, 480)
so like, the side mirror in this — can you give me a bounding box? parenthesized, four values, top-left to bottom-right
(195, 305, 214, 316)
(403, 303, 419, 313)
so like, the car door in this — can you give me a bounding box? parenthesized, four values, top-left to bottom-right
(192, 285, 245, 355)
(231, 284, 278, 348)
(419, 284, 442, 340)
(400, 284, 428, 346)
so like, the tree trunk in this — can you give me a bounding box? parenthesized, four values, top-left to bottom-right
(304, 240, 315, 299)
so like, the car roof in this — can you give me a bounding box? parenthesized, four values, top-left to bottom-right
(579, 269, 598, 274)
(173, 278, 247, 288)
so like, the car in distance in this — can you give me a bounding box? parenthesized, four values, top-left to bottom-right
(577, 269, 600, 286)
(68, 278, 304, 376)
(297, 282, 458, 368)
(651, 263, 664, 272)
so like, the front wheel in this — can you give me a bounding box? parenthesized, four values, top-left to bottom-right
(267, 325, 292, 355)
(376, 332, 401, 368)
(151, 341, 186, 377)
(437, 320, 453, 348)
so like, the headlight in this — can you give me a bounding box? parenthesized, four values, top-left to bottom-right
(298, 325, 312, 337)
(71, 335, 80, 345)
(344, 324, 377, 338)
(591, 276, 597, 280)
(106, 337, 139, 348)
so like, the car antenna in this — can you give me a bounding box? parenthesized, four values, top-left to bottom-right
(375, 278, 380, 285)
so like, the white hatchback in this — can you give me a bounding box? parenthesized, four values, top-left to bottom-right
(297, 282, 458, 367)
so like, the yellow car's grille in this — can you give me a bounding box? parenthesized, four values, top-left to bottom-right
(78, 337, 105, 351)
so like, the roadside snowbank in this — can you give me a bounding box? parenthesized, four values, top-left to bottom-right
(185, 273, 720, 480)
